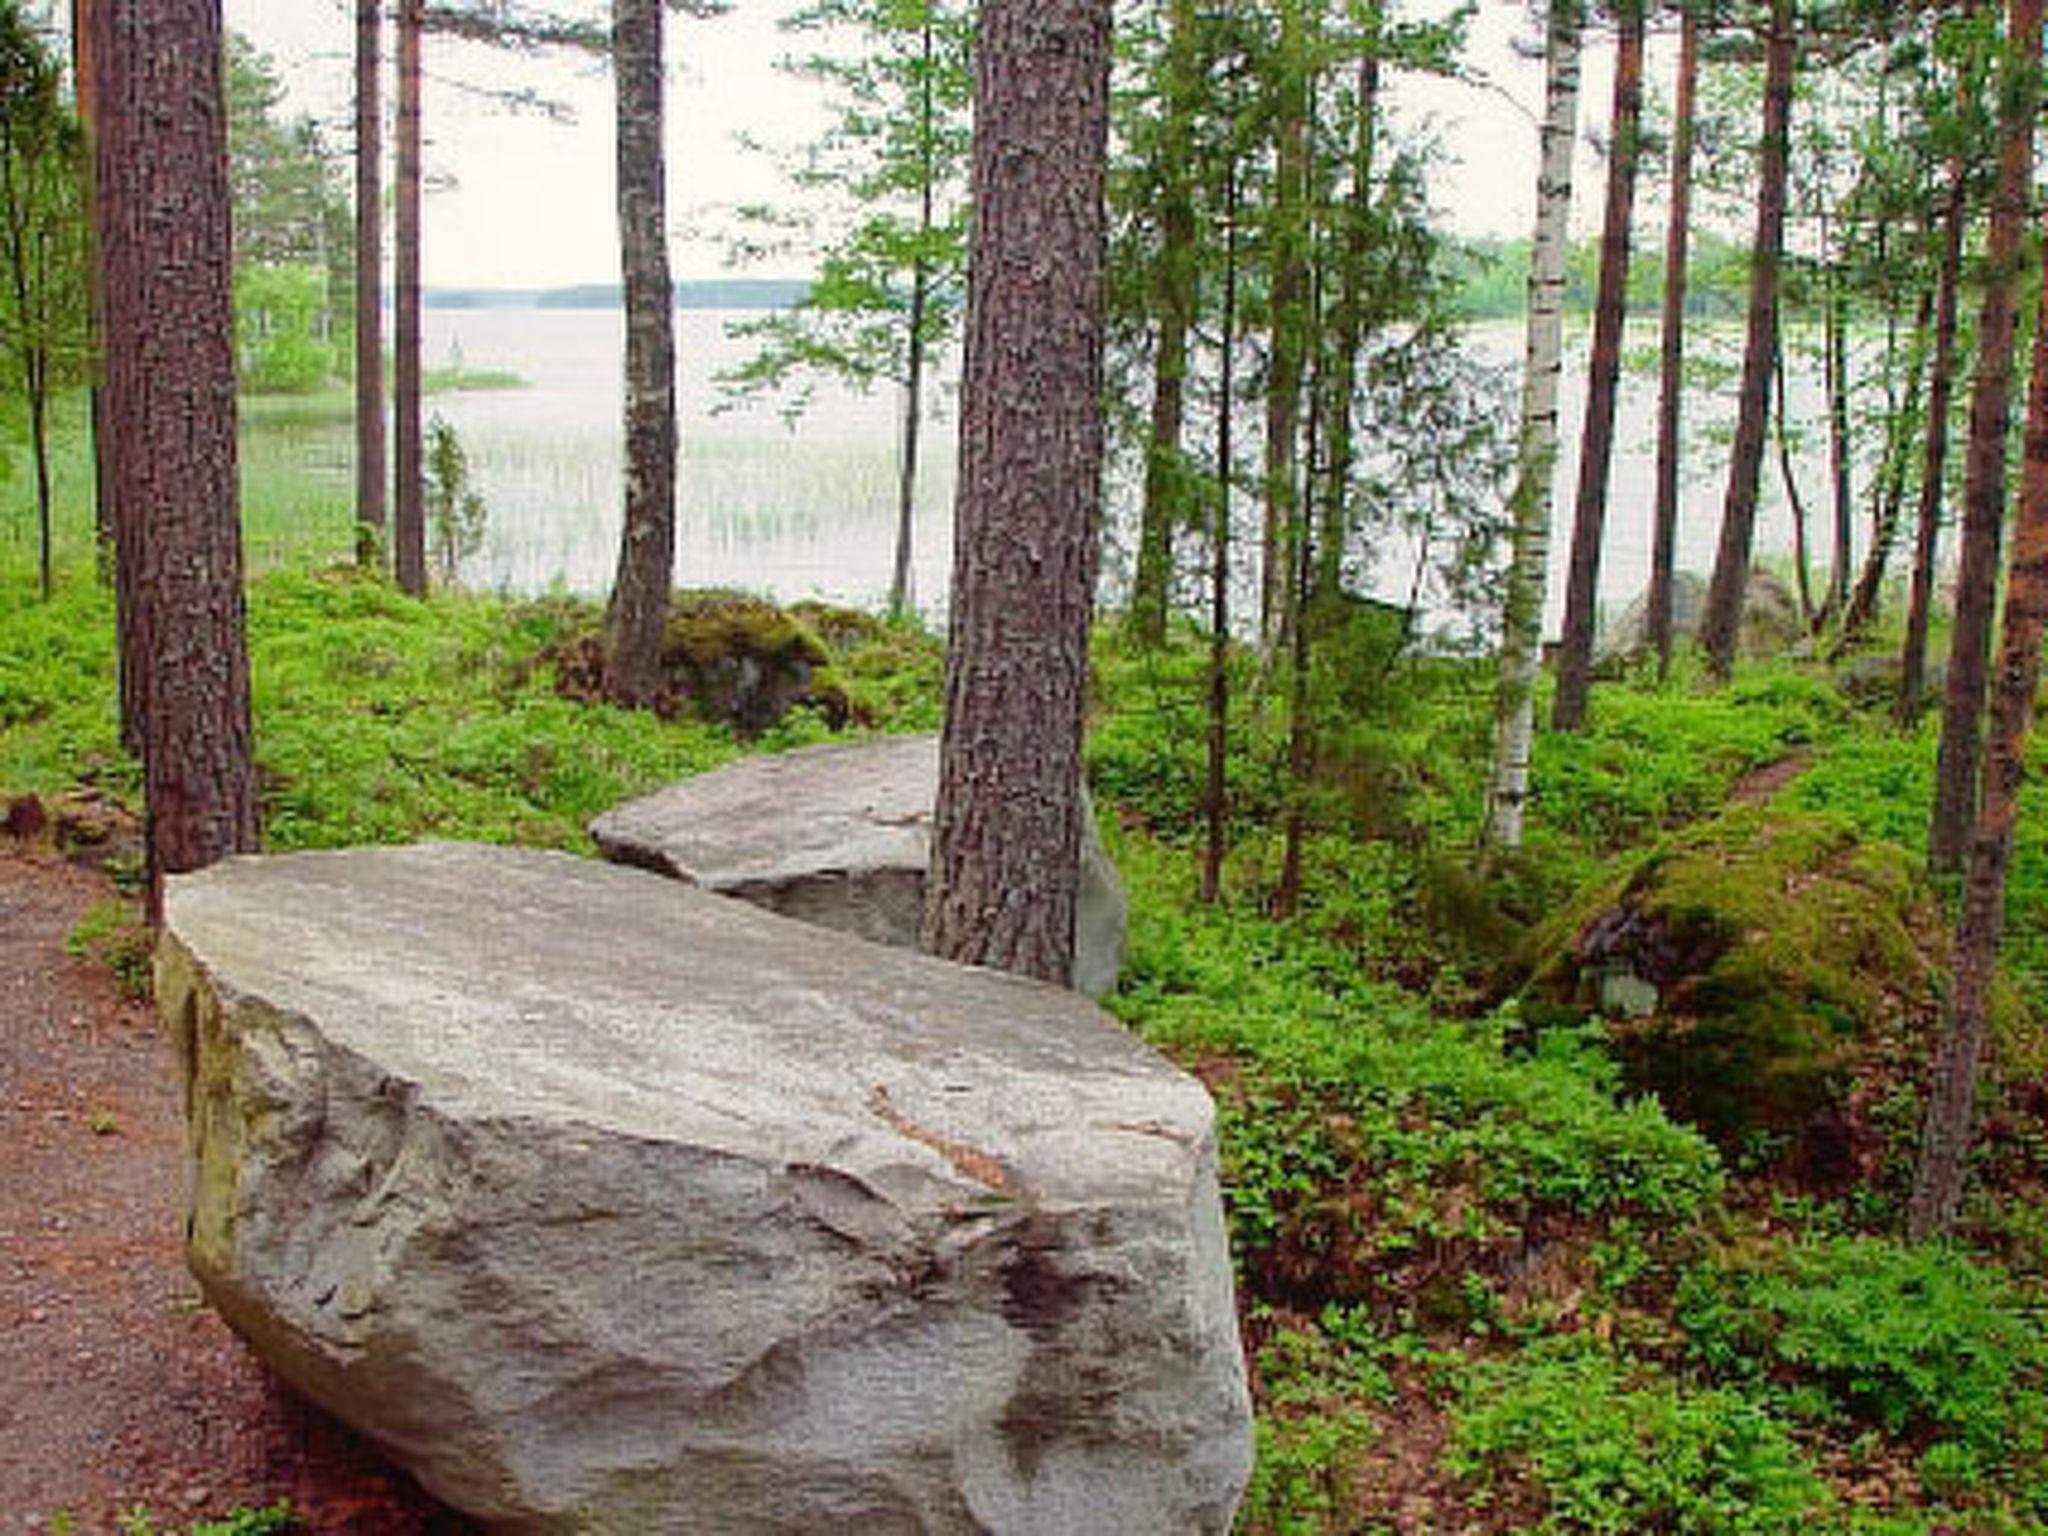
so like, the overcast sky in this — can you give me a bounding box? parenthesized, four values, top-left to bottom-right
(220, 1, 1629, 291)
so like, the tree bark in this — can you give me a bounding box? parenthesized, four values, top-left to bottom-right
(85, 0, 260, 920)
(1897, 162, 1967, 728)
(1823, 264, 1853, 623)
(355, 0, 387, 565)
(1699, 0, 1794, 680)
(392, 0, 426, 596)
(601, 0, 677, 707)
(1908, 200, 2048, 1240)
(1316, 43, 1381, 612)
(1841, 275, 1932, 649)
(888, 13, 937, 623)
(1483, 0, 1580, 852)
(1129, 0, 1198, 648)
(1202, 158, 1239, 908)
(1929, 0, 2040, 874)
(1551, 0, 1644, 731)
(1647, 0, 1698, 678)
(1260, 0, 1312, 651)
(923, 0, 1110, 987)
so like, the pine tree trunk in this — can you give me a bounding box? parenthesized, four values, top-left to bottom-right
(1929, 0, 2040, 874)
(601, 0, 677, 707)
(1824, 267, 1854, 623)
(1201, 160, 1239, 909)
(1647, 0, 1698, 678)
(355, 0, 387, 565)
(1551, 1, 1644, 732)
(923, 0, 1110, 987)
(1841, 276, 1933, 647)
(1775, 335, 1818, 630)
(1260, 0, 1311, 651)
(1316, 45, 1381, 611)
(392, 0, 426, 596)
(1699, 0, 1794, 679)
(889, 16, 938, 623)
(1130, 0, 1198, 648)
(1897, 160, 1968, 727)
(1908, 206, 2048, 1240)
(85, 0, 260, 919)
(1483, 0, 1581, 852)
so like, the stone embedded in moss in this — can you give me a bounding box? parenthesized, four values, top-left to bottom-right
(1523, 809, 1951, 1182)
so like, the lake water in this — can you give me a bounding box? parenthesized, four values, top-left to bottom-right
(410, 306, 1847, 635)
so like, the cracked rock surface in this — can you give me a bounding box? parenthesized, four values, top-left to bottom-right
(160, 842, 1249, 1535)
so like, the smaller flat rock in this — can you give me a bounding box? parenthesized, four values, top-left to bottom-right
(591, 735, 1128, 998)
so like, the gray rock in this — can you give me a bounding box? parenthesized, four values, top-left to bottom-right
(1595, 567, 1808, 674)
(160, 843, 1250, 1536)
(591, 735, 1129, 1000)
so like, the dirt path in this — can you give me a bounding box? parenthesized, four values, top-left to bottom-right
(0, 847, 469, 1534)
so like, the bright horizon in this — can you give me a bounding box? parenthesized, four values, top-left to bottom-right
(219, 1, 1645, 293)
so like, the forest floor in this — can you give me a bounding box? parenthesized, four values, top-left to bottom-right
(0, 841, 470, 1535)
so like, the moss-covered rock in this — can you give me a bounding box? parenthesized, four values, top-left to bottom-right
(1522, 808, 2030, 1186)
(551, 591, 851, 736)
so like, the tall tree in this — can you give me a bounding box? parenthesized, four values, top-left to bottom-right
(393, 0, 427, 596)
(1551, 0, 1645, 731)
(0, 0, 91, 601)
(85, 0, 260, 918)
(1127, 0, 1201, 648)
(1928, 0, 2039, 874)
(1896, 158, 1969, 725)
(355, 0, 386, 562)
(1699, 0, 1795, 679)
(1260, 0, 1313, 649)
(1647, 0, 1700, 675)
(600, 0, 677, 705)
(1483, 0, 1581, 852)
(923, 0, 1110, 987)
(1908, 196, 2048, 1240)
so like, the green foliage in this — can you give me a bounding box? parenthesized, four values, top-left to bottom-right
(1450, 1339, 1831, 1535)
(722, 0, 970, 416)
(234, 263, 339, 394)
(248, 571, 738, 850)
(111, 1503, 296, 1536)
(1678, 1236, 2048, 1470)
(66, 896, 152, 1000)
(1237, 1407, 1377, 1536)
(425, 414, 488, 585)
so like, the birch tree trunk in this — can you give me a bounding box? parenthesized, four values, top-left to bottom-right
(1483, 0, 1581, 852)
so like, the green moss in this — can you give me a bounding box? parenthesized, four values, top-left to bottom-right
(1526, 809, 1952, 1169)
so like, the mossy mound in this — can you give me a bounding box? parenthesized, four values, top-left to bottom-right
(552, 591, 850, 736)
(1522, 808, 2030, 1187)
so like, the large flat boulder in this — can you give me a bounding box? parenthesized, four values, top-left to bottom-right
(160, 842, 1250, 1535)
(590, 735, 1129, 999)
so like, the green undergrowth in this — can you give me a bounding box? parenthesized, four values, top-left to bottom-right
(6, 552, 2047, 1534)
(1087, 630, 2046, 1535)
(0, 562, 939, 856)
